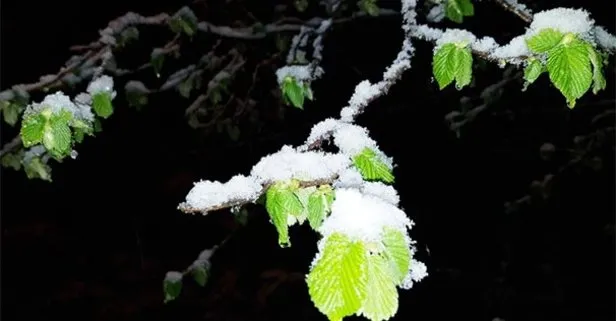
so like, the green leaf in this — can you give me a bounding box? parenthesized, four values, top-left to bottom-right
(432, 44, 458, 89)
(382, 227, 410, 284)
(358, 253, 399, 321)
(265, 181, 305, 247)
(125, 81, 150, 109)
(454, 46, 473, 89)
(546, 35, 592, 108)
(526, 28, 564, 53)
(191, 266, 209, 287)
(163, 271, 183, 303)
(307, 233, 368, 321)
(523, 58, 545, 87)
(282, 76, 305, 109)
(304, 83, 314, 101)
(294, 0, 309, 12)
(178, 77, 194, 98)
(92, 92, 113, 118)
(24, 157, 52, 181)
(1, 152, 23, 170)
(20, 113, 47, 147)
(43, 111, 73, 159)
(2, 102, 24, 126)
(352, 148, 394, 183)
(307, 185, 334, 230)
(169, 7, 198, 37)
(358, 0, 380, 16)
(151, 48, 165, 77)
(93, 119, 103, 133)
(586, 45, 606, 94)
(445, 0, 474, 23)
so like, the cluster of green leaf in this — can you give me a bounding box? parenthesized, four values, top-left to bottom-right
(307, 228, 411, 321)
(523, 28, 607, 107)
(259, 147, 402, 321)
(281, 76, 314, 109)
(445, 0, 474, 23)
(1, 89, 111, 180)
(266, 181, 335, 246)
(163, 260, 211, 303)
(264, 147, 394, 247)
(432, 42, 473, 90)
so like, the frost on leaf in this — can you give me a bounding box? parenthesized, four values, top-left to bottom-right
(352, 148, 394, 183)
(163, 271, 183, 303)
(265, 181, 304, 247)
(307, 233, 367, 321)
(546, 34, 592, 107)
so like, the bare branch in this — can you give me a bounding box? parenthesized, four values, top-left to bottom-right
(491, 0, 533, 23)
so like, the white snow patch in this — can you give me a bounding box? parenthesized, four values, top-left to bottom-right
(319, 188, 412, 243)
(184, 174, 262, 210)
(529, 8, 594, 37)
(250, 145, 351, 184)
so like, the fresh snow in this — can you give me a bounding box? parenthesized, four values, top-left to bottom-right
(318, 188, 413, 243)
(184, 174, 262, 210)
(250, 145, 351, 184)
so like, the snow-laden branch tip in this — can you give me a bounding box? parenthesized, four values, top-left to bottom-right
(410, 7, 616, 65)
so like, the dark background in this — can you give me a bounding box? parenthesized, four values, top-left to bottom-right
(1, 0, 614, 320)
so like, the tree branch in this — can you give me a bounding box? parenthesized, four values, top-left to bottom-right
(178, 177, 336, 214)
(491, 0, 533, 23)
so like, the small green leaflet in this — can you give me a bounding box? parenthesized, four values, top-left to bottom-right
(1, 151, 23, 170)
(358, 253, 399, 321)
(526, 29, 564, 53)
(546, 34, 592, 108)
(191, 265, 209, 287)
(381, 227, 410, 284)
(2, 102, 24, 126)
(163, 271, 183, 303)
(43, 110, 73, 159)
(307, 185, 335, 230)
(445, 0, 474, 23)
(352, 148, 394, 183)
(293, 186, 316, 225)
(307, 233, 368, 321)
(265, 181, 305, 247)
(169, 7, 198, 37)
(24, 157, 52, 181)
(432, 43, 473, 90)
(282, 76, 305, 109)
(586, 45, 606, 94)
(523, 58, 545, 90)
(358, 0, 380, 16)
(151, 48, 165, 77)
(92, 92, 113, 118)
(21, 111, 48, 147)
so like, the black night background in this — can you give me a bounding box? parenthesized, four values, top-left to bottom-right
(1, 0, 614, 320)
